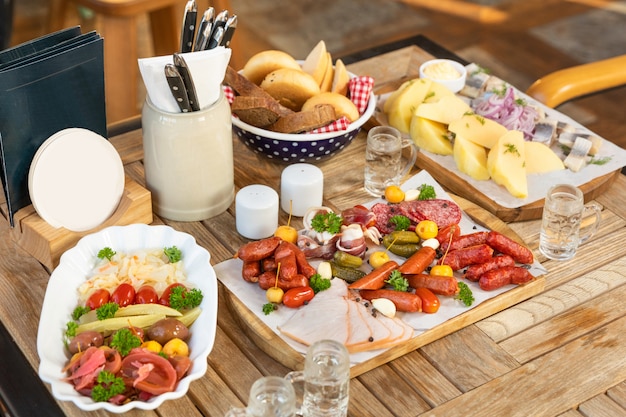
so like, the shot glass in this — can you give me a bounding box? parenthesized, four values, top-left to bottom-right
(285, 339, 350, 417)
(539, 184, 602, 261)
(225, 376, 296, 417)
(364, 126, 417, 197)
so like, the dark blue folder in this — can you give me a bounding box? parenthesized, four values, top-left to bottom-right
(0, 27, 107, 227)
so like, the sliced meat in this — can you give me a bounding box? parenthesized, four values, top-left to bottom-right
(400, 199, 462, 229)
(371, 202, 405, 235)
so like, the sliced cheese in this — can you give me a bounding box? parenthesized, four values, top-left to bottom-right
(487, 130, 528, 198)
(524, 141, 565, 174)
(449, 113, 508, 149)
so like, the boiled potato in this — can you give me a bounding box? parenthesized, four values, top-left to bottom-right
(387, 78, 433, 133)
(415, 95, 472, 125)
(449, 113, 508, 149)
(453, 135, 490, 180)
(409, 116, 453, 155)
(487, 130, 527, 198)
(524, 141, 565, 174)
(423, 80, 455, 103)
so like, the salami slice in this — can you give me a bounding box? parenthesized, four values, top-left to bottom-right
(400, 199, 462, 229)
(371, 199, 462, 234)
(371, 202, 404, 235)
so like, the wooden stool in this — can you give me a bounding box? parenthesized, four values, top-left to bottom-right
(48, 0, 233, 123)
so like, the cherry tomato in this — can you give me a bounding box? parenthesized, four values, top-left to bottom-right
(416, 220, 438, 240)
(282, 286, 315, 308)
(414, 287, 440, 314)
(135, 285, 159, 304)
(430, 264, 454, 277)
(158, 283, 186, 307)
(120, 351, 177, 395)
(436, 224, 461, 245)
(85, 289, 110, 310)
(111, 283, 136, 307)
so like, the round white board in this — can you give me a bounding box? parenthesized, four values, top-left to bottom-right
(28, 128, 125, 232)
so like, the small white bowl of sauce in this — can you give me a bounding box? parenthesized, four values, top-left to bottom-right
(419, 59, 467, 93)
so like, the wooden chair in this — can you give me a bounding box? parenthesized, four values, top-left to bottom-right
(48, 0, 232, 123)
(526, 54, 626, 108)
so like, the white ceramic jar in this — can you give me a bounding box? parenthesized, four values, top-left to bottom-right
(142, 91, 234, 221)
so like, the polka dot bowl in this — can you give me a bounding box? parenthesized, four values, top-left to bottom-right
(232, 93, 376, 163)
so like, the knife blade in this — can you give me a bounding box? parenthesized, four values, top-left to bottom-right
(220, 14, 237, 48)
(193, 7, 215, 51)
(207, 9, 229, 49)
(180, 0, 198, 53)
(164, 64, 192, 112)
(173, 53, 200, 111)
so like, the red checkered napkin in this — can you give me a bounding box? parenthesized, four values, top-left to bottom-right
(223, 75, 374, 134)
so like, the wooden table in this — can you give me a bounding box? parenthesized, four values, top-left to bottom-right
(2, 37, 626, 417)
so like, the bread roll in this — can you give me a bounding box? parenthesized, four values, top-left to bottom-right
(302, 92, 360, 122)
(261, 68, 321, 111)
(241, 50, 302, 85)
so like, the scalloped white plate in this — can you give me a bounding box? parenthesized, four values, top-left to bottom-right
(37, 224, 217, 413)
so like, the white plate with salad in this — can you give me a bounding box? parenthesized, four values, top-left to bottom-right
(37, 224, 218, 413)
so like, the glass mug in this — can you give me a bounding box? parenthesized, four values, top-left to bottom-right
(285, 339, 350, 417)
(539, 184, 602, 261)
(225, 376, 297, 417)
(364, 126, 417, 197)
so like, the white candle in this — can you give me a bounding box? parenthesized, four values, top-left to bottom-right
(280, 163, 324, 217)
(236, 185, 279, 239)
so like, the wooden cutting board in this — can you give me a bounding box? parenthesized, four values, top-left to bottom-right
(352, 45, 621, 223)
(223, 194, 546, 378)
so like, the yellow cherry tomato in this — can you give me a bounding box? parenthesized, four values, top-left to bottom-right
(266, 286, 284, 303)
(141, 340, 163, 354)
(369, 251, 390, 269)
(162, 338, 189, 357)
(274, 225, 298, 244)
(416, 220, 438, 240)
(430, 264, 454, 277)
(384, 185, 405, 203)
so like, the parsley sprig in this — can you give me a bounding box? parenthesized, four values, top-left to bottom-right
(96, 302, 119, 320)
(310, 212, 343, 234)
(91, 371, 126, 402)
(390, 215, 411, 231)
(97, 247, 116, 261)
(455, 282, 475, 306)
(110, 328, 142, 356)
(168, 286, 203, 311)
(385, 270, 409, 292)
(164, 246, 182, 263)
(417, 184, 436, 200)
(309, 273, 331, 294)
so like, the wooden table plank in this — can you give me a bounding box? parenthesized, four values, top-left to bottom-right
(477, 255, 626, 342)
(417, 316, 626, 417)
(577, 394, 626, 417)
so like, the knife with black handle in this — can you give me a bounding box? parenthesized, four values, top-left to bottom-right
(164, 64, 192, 112)
(173, 53, 200, 111)
(194, 7, 215, 51)
(220, 14, 238, 48)
(207, 9, 229, 49)
(180, 0, 198, 53)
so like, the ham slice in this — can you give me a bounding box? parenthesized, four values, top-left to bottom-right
(278, 279, 414, 353)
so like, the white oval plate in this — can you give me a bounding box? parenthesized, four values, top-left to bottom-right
(28, 128, 125, 232)
(37, 224, 218, 413)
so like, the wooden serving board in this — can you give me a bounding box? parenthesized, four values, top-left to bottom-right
(223, 194, 546, 378)
(353, 44, 621, 222)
